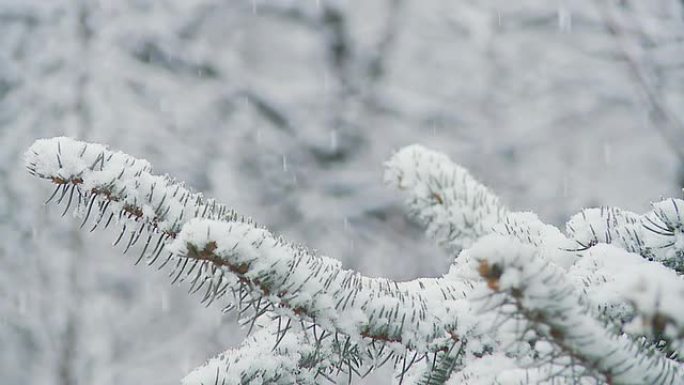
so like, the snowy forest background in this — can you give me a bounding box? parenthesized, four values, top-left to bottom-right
(1, 0, 684, 384)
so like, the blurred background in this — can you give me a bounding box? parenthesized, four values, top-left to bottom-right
(1, 0, 683, 384)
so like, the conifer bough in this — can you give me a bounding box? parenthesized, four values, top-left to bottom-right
(26, 137, 684, 384)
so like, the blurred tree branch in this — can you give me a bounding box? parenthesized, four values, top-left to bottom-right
(598, 0, 684, 162)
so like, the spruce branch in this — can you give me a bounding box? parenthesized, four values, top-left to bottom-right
(182, 323, 319, 385)
(183, 317, 380, 385)
(393, 340, 466, 385)
(25, 137, 468, 382)
(566, 200, 684, 274)
(167, 217, 466, 352)
(385, 144, 507, 255)
(385, 145, 576, 268)
(470, 235, 684, 385)
(566, 207, 644, 254)
(25, 137, 684, 384)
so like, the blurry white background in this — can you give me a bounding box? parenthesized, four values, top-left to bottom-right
(1, 0, 683, 383)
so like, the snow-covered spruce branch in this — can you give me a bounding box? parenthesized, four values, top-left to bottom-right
(182, 323, 322, 385)
(182, 318, 378, 385)
(611, 254, 684, 359)
(386, 145, 576, 268)
(166, 217, 467, 352)
(567, 201, 684, 273)
(385, 146, 684, 352)
(25, 138, 684, 384)
(25, 137, 469, 382)
(565, 243, 684, 359)
(469, 235, 684, 385)
(385, 144, 507, 254)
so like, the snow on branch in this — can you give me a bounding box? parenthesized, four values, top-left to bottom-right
(182, 324, 319, 385)
(182, 317, 380, 385)
(469, 235, 684, 385)
(566, 207, 644, 253)
(25, 137, 235, 242)
(167, 217, 467, 352)
(384, 144, 507, 254)
(385, 145, 576, 268)
(566, 200, 684, 273)
(603, 250, 684, 358)
(443, 352, 586, 385)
